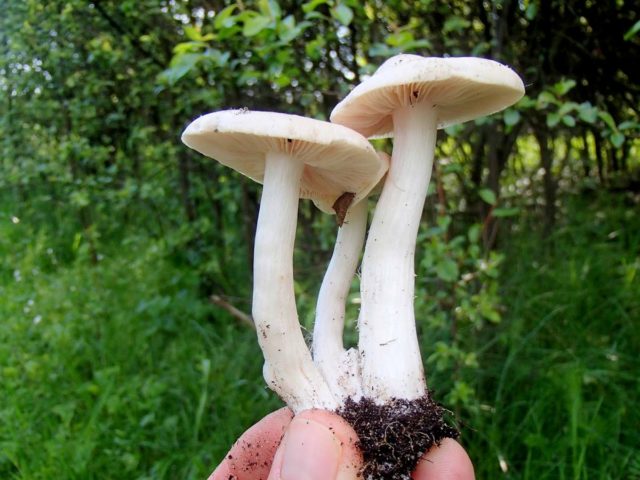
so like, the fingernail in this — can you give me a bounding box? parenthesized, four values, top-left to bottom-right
(279, 416, 341, 480)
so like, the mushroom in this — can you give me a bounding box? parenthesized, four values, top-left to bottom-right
(331, 55, 525, 402)
(181, 109, 387, 413)
(313, 198, 368, 401)
(313, 156, 389, 402)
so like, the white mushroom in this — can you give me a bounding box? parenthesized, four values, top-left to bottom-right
(313, 198, 368, 400)
(331, 55, 525, 402)
(182, 109, 387, 412)
(313, 156, 389, 401)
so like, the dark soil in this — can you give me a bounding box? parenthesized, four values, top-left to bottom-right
(338, 394, 458, 479)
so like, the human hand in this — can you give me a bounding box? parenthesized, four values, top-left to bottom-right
(209, 408, 474, 480)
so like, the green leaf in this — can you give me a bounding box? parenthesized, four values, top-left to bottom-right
(158, 52, 201, 85)
(474, 115, 492, 126)
(332, 4, 354, 26)
(479, 188, 497, 205)
(557, 101, 578, 116)
(364, 3, 375, 20)
(492, 207, 520, 218)
(624, 20, 640, 41)
(517, 95, 537, 109)
(480, 303, 501, 323)
(443, 16, 470, 33)
(610, 131, 625, 148)
(173, 41, 206, 54)
(525, 3, 538, 20)
(278, 18, 311, 43)
(468, 224, 481, 244)
(369, 42, 400, 58)
(273, 72, 291, 87)
(449, 235, 466, 250)
(598, 111, 617, 131)
(302, 0, 329, 14)
(618, 121, 638, 131)
(237, 69, 261, 86)
(448, 380, 475, 405)
(304, 11, 326, 21)
(427, 341, 455, 372)
(401, 39, 432, 51)
(243, 14, 271, 37)
(386, 31, 414, 47)
(503, 109, 521, 127)
(537, 91, 556, 107)
(464, 352, 479, 368)
(70, 190, 90, 208)
(471, 41, 491, 56)
(552, 79, 576, 96)
(562, 115, 576, 127)
(183, 26, 202, 41)
(214, 5, 237, 30)
(436, 258, 459, 283)
(305, 36, 326, 60)
(444, 123, 464, 137)
(280, 14, 295, 30)
(577, 102, 598, 124)
(442, 163, 463, 174)
(203, 48, 230, 67)
(259, 0, 282, 19)
(436, 214, 451, 230)
(547, 112, 561, 128)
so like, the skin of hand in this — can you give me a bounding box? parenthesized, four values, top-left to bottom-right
(209, 408, 475, 480)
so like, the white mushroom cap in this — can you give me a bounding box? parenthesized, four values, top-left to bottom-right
(182, 110, 387, 212)
(330, 55, 525, 137)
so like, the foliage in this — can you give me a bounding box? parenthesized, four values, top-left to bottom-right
(417, 215, 504, 412)
(0, 219, 280, 479)
(2, 190, 638, 480)
(468, 193, 640, 479)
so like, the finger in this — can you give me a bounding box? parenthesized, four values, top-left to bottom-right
(209, 407, 294, 480)
(412, 438, 475, 480)
(267, 409, 363, 480)
(209, 461, 232, 480)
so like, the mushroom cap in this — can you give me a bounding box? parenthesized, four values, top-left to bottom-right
(182, 110, 388, 213)
(330, 55, 525, 138)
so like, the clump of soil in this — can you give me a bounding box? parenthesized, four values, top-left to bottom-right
(338, 393, 458, 479)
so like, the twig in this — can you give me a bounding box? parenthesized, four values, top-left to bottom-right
(210, 294, 254, 329)
(91, 1, 166, 68)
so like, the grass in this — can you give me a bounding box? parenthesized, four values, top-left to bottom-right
(1, 191, 638, 479)
(466, 192, 640, 479)
(0, 221, 281, 479)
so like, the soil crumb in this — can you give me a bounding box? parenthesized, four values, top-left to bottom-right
(338, 394, 458, 479)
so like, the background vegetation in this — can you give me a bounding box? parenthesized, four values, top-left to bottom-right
(1, 0, 639, 478)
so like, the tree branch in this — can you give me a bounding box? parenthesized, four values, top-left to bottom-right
(210, 294, 254, 329)
(91, 1, 166, 68)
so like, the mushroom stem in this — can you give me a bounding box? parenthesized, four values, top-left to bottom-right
(253, 151, 337, 412)
(359, 104, 437, 402)
(313, 199, 368, 399)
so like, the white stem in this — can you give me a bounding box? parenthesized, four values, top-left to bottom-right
(358, 104, 437, 402)
(253, 151, 337, 412)
(313, 199, 368, 399)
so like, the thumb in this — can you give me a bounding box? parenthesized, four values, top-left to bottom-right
(267, 409, 362, 480)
